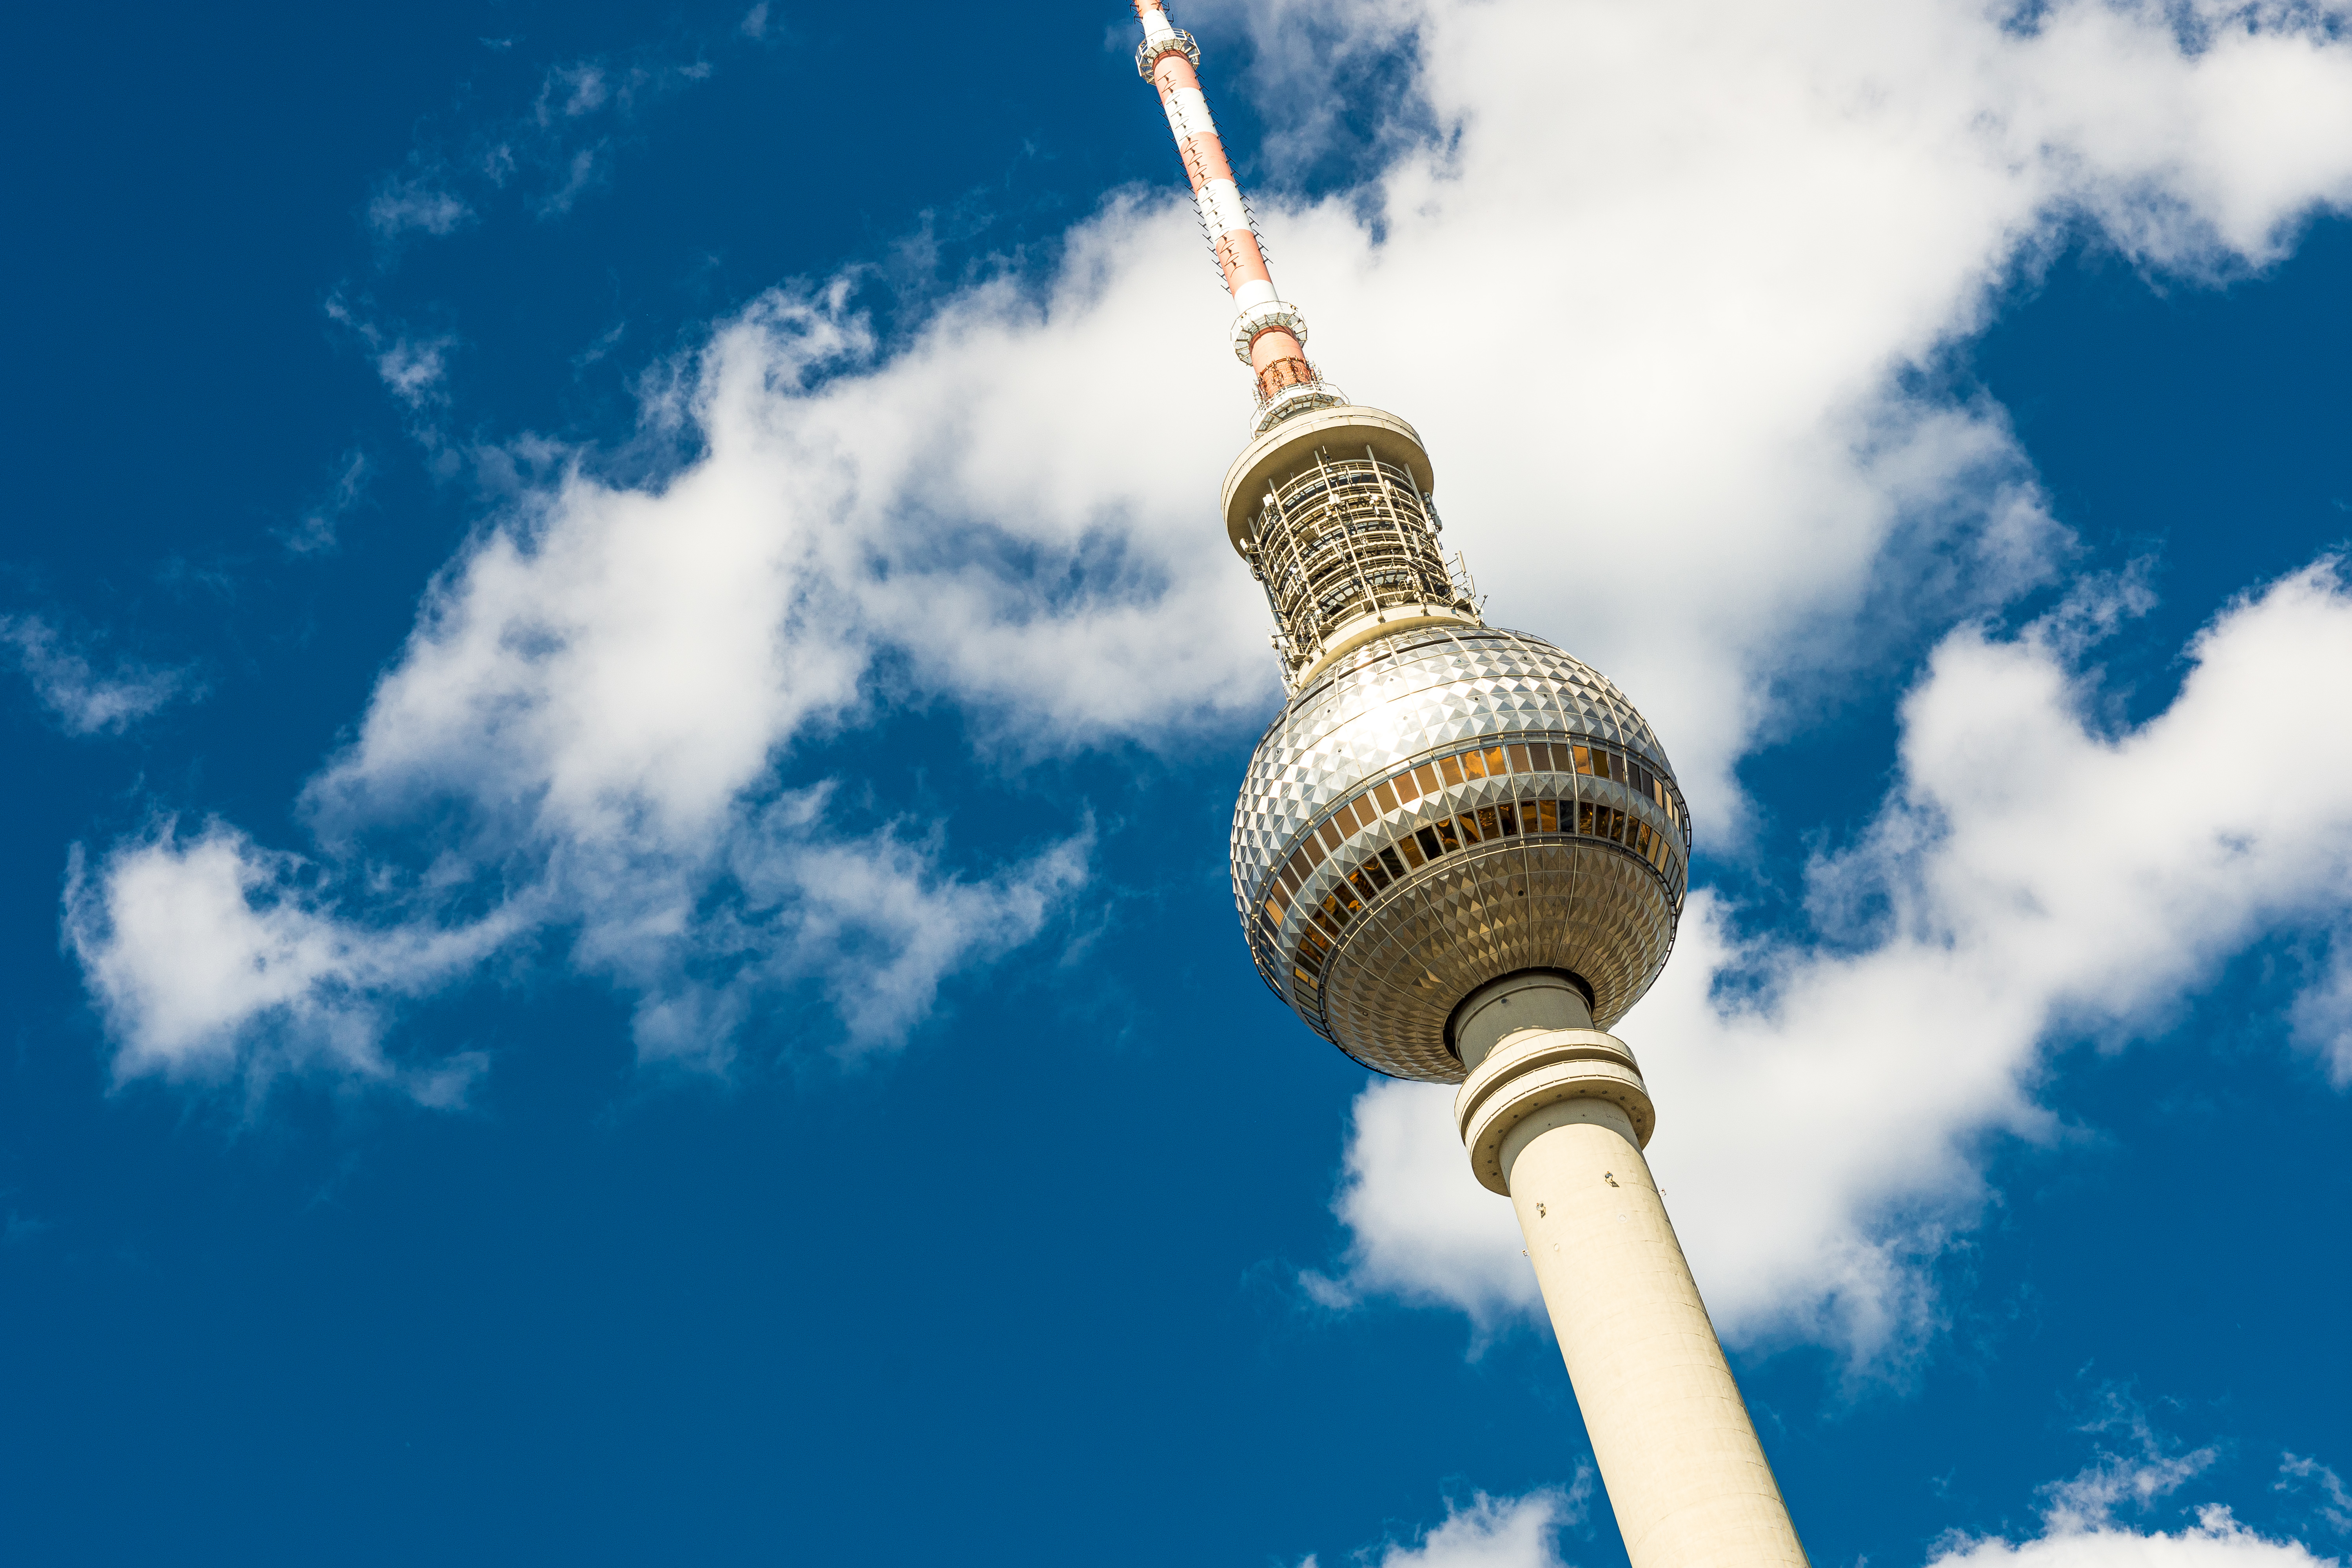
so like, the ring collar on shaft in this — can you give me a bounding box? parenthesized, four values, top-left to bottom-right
(1455, 1027, 1656, 1196)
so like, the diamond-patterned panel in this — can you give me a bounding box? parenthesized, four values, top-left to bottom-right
(1230, 624, 1689, 1082)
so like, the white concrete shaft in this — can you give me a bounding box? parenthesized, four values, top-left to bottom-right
(1457, 1030, 1809, 1568)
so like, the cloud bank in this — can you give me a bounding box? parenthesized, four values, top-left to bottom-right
(62, 0, 2352, 1376)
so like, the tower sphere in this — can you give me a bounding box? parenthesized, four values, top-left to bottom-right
(1224, 408, 1691, 1083)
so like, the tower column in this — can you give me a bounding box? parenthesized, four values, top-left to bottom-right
(1453, 983, 1810, 1568)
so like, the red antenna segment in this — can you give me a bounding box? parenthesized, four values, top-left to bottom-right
(1134, 2, 1345, 432)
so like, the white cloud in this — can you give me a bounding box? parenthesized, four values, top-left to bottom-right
(1300, 1488, 1580, 1568)
(1929, 1508, 2337, 1568)
(2039, 1389, 2223, 1535)
(1318, 562, 2352, 1365)
(538, 63, 610, 122)
(1302, 1074, 1530, 1328)
(62, 822, 514, 1102)
(2286, 937, 2352, 1087)
(371, 42, 722, 245)
(0, 614, 192, 735)
(68, 798, 1083, 1095)
(2278, 1456, 2352, 1538)
(1931, 1401, 2340, 1568)
(1296, 1415, 2339, 1568)
(283, 448, 372, 555)
(373, 336, 455, 407)
(326, 296, 458, 411)
(367, 178, 472, 240)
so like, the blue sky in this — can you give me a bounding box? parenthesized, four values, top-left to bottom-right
(4, 2, 2351, 1565)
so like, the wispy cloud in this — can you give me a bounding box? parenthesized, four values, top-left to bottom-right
(2277, 1455, 2352, 1537)
(325, 295, 457, 413)
(1290, 1487, 1584, 1568)
(282, 448, 372, 555)
(1, 614, 194, 735)
(2040, 1388, 2223, 1534)
(1928, 1506, 2334, 1568)
(1290, 1441, 2333, 1568)
(366, 42, 724, 245)
(366, 177, 472, 241)
(2286, 932, 2352, 1087)
(63, 822, 512, 1104)
(1926, 1394, 2332, 1568)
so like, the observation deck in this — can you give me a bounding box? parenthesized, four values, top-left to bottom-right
(1223, 406, 1483, 688)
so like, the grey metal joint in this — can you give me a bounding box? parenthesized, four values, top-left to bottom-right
(1137, 31, 1201, 78)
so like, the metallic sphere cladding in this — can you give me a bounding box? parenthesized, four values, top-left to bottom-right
(1231, 626, 1690, 1083)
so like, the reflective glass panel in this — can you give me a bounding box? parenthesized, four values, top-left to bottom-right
(1461, 748, 1487, 779)
(1399, 833, 1427, 869)
(1539, 799, 1560, 833)
(1418, 826, 1447, 858)
(1496, 804, 1518, 836)
(1573, 745, 1593, 775)
(1416, 763, 1441, 793)
(1439, 756, 1464, 786)
(1374, 781, 1399, 813)
(1395, 769, 1421, 802)
(1485, 747, 1510, 777)
(1508, 744, 1533, 773)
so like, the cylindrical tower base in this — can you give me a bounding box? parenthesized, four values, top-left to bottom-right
(1455, 1011, 1809, 1568)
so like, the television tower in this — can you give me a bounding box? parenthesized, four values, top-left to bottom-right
(1129, 7, 1811, 1566)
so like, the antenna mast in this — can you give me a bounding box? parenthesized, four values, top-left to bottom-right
(1133, 2, 1345, 432)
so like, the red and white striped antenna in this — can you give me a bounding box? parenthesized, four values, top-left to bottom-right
(1133, 3, 1346, 432)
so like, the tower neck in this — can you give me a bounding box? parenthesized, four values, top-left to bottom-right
(1218, 406, 1485, 690)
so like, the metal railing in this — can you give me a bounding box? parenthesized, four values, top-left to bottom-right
(1245, 448, 1483, 675)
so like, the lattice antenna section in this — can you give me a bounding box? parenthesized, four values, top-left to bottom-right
(1242, 443, 1484, 683)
